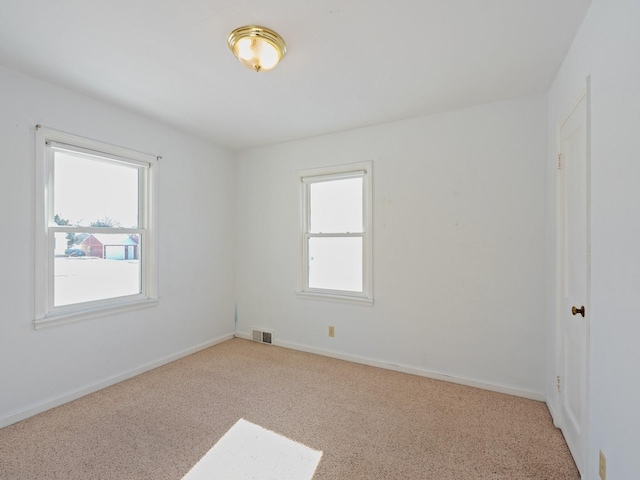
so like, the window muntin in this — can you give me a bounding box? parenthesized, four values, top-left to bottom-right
(35, 127, 158, 328)
(299, 162, 372, 304)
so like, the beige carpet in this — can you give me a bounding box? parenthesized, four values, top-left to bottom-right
(0, 338, 578, 479)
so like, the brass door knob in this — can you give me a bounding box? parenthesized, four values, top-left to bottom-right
(571, 305, 585, 317)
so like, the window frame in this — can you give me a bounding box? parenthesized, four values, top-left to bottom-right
(297, 161, 373, 305)
(34, 126, 159, 329)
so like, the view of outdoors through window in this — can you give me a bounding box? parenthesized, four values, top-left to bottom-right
(307, 177, 363, 292)
(53, 150, 142, 306)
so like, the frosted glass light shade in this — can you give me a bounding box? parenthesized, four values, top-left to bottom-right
(228, 26, 286, 72)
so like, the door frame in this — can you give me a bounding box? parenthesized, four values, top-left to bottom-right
(555, 77, 591, 478)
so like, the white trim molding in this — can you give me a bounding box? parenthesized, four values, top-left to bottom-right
(554, 77, 591, 478)
(234, 332, 545, 402)
(34, 125, 160, 328)
(0, 333, 234, 429)
(296, 161, 374, 304)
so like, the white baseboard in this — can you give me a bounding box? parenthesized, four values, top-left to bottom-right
(235, 332, 545, 402)
(0, 333, 234, 429)
(547, 397, 560, 428)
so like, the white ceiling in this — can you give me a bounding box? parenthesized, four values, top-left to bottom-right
(0, 0, 591, 151)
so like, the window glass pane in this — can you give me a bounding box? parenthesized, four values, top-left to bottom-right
(53, 150, 139, 228)
(309, 177, 362, 233)
(308, 237, 362, 292)
(54, 232, 141, 306)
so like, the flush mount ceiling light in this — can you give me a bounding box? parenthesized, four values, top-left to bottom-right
(227, 25, 287, 72)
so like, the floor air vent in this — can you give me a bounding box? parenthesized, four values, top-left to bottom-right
(251, 328, 274, 345)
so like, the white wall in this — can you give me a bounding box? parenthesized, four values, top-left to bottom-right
(0, 65, 236, 426)
(546, 1, 640, 478)
(235, 95, 548, 398)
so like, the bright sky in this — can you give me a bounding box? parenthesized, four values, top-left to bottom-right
(54, 151, 139, 227)
(310, 177, 363, 233)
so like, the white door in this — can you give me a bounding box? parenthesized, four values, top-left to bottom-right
(557, 88, 589, 475)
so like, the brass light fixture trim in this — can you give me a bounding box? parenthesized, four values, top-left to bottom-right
(227, 25, 287, 72)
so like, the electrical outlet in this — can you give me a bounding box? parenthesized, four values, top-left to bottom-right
(328, 326, 335, 337)
(599, 450, 606, 480)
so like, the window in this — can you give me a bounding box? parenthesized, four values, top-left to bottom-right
(298, 162, 373, 304)
(35, 126, 158, 328)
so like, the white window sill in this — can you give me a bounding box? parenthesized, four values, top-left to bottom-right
(34, 298, 159, 330)
(296, 291, 374, 306)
